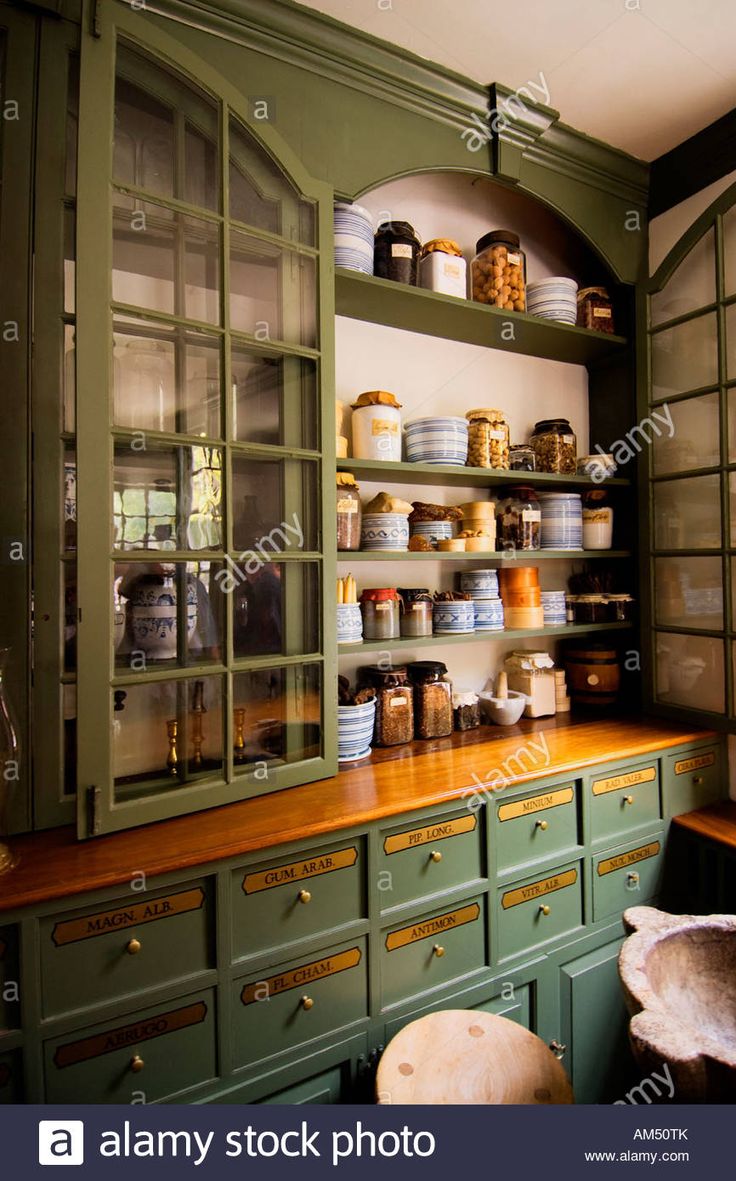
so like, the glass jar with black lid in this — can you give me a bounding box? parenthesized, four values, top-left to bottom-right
(530, 419, 577, 474)
(407, 661, 453, 739)
(374, 221, 421, 286)
(357, 665, 414, 746)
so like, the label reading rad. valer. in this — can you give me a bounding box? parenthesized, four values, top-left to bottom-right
(591, 766, 656, 796)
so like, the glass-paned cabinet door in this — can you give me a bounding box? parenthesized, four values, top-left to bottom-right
(74, 8, 334, 836)
(646, 182, 736, 723)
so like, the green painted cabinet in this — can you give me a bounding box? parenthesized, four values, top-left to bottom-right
(378, 811, 485, 913)
(557, 938, 634, 1104)
(380, 897, 486, 1010)
(494, 781, 581, 875)
(588, 760, 662, 845)
(496, 861, 584, 963)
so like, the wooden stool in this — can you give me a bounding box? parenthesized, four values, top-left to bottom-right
(376, 1010, 574, 1105)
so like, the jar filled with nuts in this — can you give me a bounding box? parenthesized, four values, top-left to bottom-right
(471, 231, 526, 311)
(530, 418, 577, 474)
(497, 486, 541, 551)
(466, 408, 510, 469)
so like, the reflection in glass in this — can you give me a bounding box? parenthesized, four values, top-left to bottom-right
(655, 633, 724, 714)
(63, 683, 76, 796)
(229, 230, 317, 348)
(63, 325, 76, 434)
(653, 475, 721, 550)
(229, 115, 315, 245)
(112, 676, 224, 794)
(113, 445, 223, 551)
(651, 392, 719, 474)
(113, 321, 221, 437)
(63, 447, 77, 551)
(64, 562, 77, 673)
(232, 663, 321, 770)
(649, 229, 715, 327)
(650, 312, 717, 401)
(230, 561, 320, 659)
(726, 303, 736, 381)
(232, 456, 318, 553)
(114, 561, 224, 669)
(232, 347, 317, 448)
(654, 556, 723, 629)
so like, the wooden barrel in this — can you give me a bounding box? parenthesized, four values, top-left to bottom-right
(564, 645, 620, 706)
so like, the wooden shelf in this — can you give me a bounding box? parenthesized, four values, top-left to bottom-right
(335, 268, 628, 365)
(337, 550, 632, 561)
(337, 457, 629, 489)
(337, 621, 633, 653)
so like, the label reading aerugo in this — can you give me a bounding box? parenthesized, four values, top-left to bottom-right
(52, 1001, 208, 1068)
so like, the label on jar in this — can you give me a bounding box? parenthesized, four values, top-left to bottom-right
(522, 509, 542, 522)
(375, 602, 392, 612)
(391, 243, 413, 258)
(411, 603, 426, 611)
(583, 509, 612, 523)
(389, 695, 408, 707)
(562, 434, 575, 444)
(371, 418, 399, 436)
(337, 498, 358, 513)
(489, 429, 506, 440)
(442, 260, 462, 278)
(507, 251, 521, 266)
(593, 307, 612, 318)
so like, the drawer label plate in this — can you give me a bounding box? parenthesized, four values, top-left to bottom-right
(502, 869, 578, 910)
(51, 887, 206, 947)
(385, 903, 481, 951)
(52, 1001, 208, 1069)
(597, 841, 661, 876)
(243, 847, 358, 894)
(674, 752, 715, 775)
(592, 767, 656, 796)
(383, 815, 477, 855)
(498, 786, 574, 822)
(241, 947, 362, 1004)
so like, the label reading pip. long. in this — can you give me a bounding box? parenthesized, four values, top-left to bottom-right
(383, 815, 476, 855)
(502, 869, 578, 910)
(51, 887, 206, 947)
(52, 1001, 208, 1069)
(243, 847, 358, 894)
(597, 842, 661, 876)
(674, 752, 715, 775)
(385, 903, 480, 951)
(591, 767, 656, 796)
(240, 947, 361, 1004)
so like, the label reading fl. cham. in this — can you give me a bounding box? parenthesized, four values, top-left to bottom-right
(240, 947, 362, 1004)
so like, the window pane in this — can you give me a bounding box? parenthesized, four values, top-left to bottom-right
(112, 675, 224, 798)
(650, 312, 717, 400)
(64, 206, 76, 314)
(649, 228, 715, 327)
(229, 230, 316, 348)
(653, 475, 721, 550)
(651, 392, 719, 474)
(65, 55, 79, 198)
(655, 633, 724, 714)
(229, 116, 315, 245)
(114, 560, 225, 671)
(232, 664, 321, 771)
(654, 556, 723, 629)
(232, 456, 319, 553)
(112, 200, 220, 324)
(232, 347, 318, 449)
(63, 447, 77, 552)
(64, 562, 77, 674)
(63, 324, 75, 434)
(725, 205, 736, 298)
(113, 444, 223, 551)
(726, 303, 736, 381)
(113, 320, 222, 438)
(231, 561, 320, 659)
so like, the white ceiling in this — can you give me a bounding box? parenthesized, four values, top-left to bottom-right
(296, 0, 736, 159)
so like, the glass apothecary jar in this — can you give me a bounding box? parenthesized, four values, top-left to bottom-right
(407, 661, 453, 739)
(360, 587, 400, 640)
(374, 221, 420, 286)
(358, 665, 414, 746)
(466, 408, 510, 469)
(509, 445, 535, 472)
(336, 472, 361, 551)
(577, 286, 615, 334)
(497, 486, 541, 551)
(453, 689, 480, 731)
(398, 588, 433, 638)
(530, 419, 577, 474)
(471, 230, 526, 310)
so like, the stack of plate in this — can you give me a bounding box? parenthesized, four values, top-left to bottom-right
(410, 521, 453, 546)
(334, 202, 373, 275)
(527, 277, 578, 324)
(405, 417, 469, 465)
(538, 493, 583, 550)
(541, 590, 567, 627)
(361, 512, 409, 552)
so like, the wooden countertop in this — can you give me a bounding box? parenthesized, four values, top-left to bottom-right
(0, 716, 715, 915)
(672, 801, 736, 850)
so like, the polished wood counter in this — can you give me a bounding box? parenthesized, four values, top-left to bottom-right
(0, 717, 716, 914)
(673, 801, 736, 849)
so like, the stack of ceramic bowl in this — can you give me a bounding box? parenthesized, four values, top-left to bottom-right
(410, 520, 453, 548)
(338, 697, 376, 762)
(361, 513, 409, 552)
(334, 202, 374, 275)
(539, 492, 583, 550)
(459, 570, 504, 632)
(405, 417, 468, 465)
(337, 603, 363, 645)
(498, 566, 544, 629)
(457, 501, 496, 550)
(526, 276, 578, 324)
(541, 590, 567, 627)
(432, 599, 475, 635)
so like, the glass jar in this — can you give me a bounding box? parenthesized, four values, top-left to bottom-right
(453, 689, 480, 731)
(508, 444, 536, 472)
(471, 230, 526, 311)
(358, 665, 414, 746)
(466, 408, 510, 469)
(573, 594, 608, 624)
(398, 588, 433, 638)
(530, 419, 577, 474)
(497, 486, 541, 551)
(582, 488, 614, 550)
(577, 286, 615, 334)
(605, 594, 635, 622)
(336, 472, 361, 551)
(418, 239, 467, 299)
(407, 661, 453, 739)
(373, 221, 420, 286)
(360, 588, 400, 640)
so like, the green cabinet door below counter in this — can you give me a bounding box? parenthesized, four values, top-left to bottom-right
(558, 938, 635, 1104)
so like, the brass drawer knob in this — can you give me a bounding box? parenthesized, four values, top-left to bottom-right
(539, 904, 551, 916)
(429, 850, 443, 863)
(297, 889, 312, 904)
(536, 819, 549, 831)
(433, 943, 445, 958)
(301, 995, 314, 1011)
(623, 795, 634, 805)
(693, 776, 704, 785)
(126, 938, 142, 955)
(627, 871, 640, 886)
(549, 1040, 566, 1060)
(130, 1055, 144, 1073)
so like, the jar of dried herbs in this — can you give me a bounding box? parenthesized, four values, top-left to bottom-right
(407, 661, 453, 739)
(358, 665, 414, 746)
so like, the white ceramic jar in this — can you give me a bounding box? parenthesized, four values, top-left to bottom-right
(351, 392, 402, 462)
(582, 504, 614, 549)
(418, 239, 467, 299)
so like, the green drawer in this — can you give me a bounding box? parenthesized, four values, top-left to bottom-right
(495, 783, 579, 873)
(497, 863, 583, 962)
(233, 937, 368, 1069)
(232, 839, 364, 962)
(589, 760, 661, 844)
(380, 897, 486, 1009)
(44, 988, 217, 1103)
(258, 1064, 345, 1104)
(0, 1050, 22, 1104)
(40, 881, 213, 1019)
(664, 746, 724, 817)
(378, 810, 484, 911)
(593, 835, 665, 922)
(0, 925, 20, 1030)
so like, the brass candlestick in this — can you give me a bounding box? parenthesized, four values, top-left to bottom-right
(233, 708, 246, 764)
(166, 718, 179, 775)
(191, 680, 206, 768)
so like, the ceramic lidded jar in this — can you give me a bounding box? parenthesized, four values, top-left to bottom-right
(128, 569, 198, 659)
(350, 390, 402, 463)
